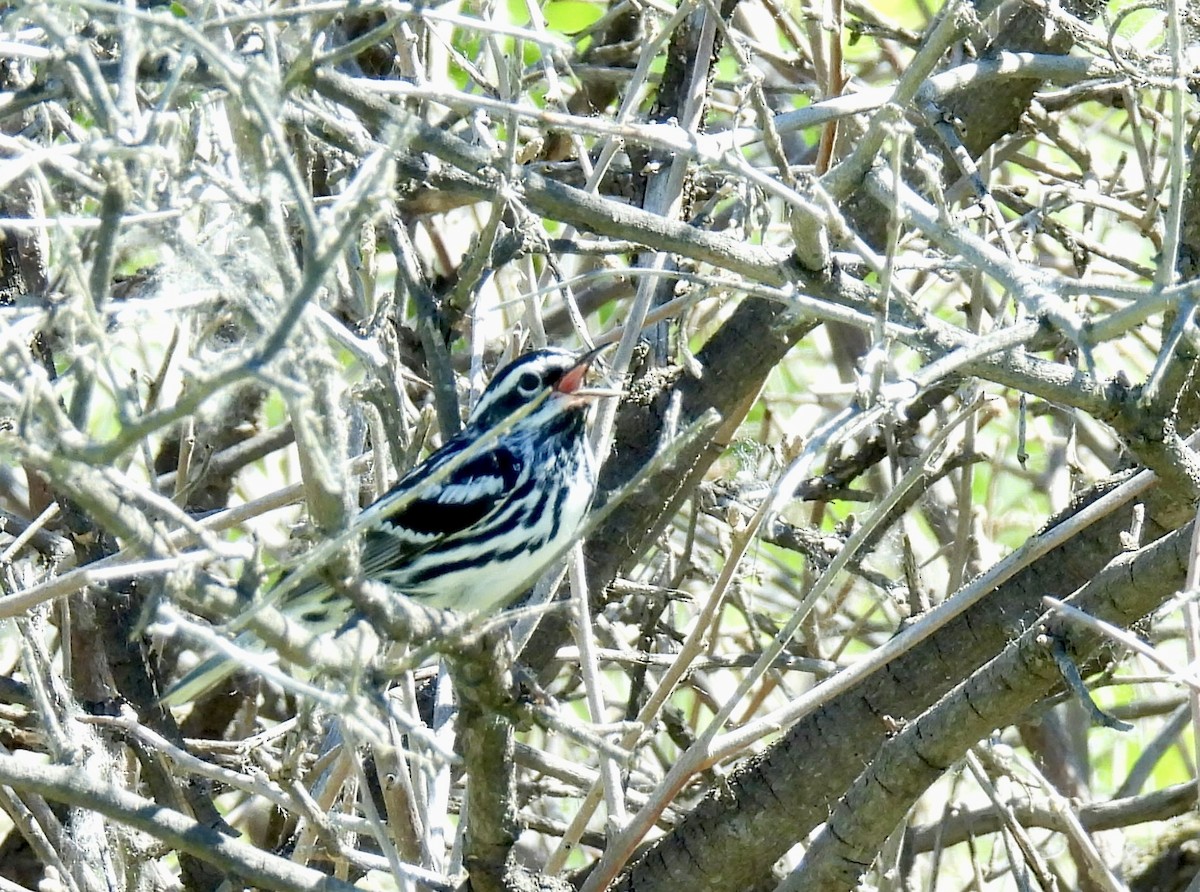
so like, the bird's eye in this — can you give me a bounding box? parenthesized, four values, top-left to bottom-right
(516, 371, 542, 395)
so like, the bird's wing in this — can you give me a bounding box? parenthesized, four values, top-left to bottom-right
(357, 442, 526, 579)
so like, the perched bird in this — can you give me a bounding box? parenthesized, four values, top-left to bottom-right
(307, 344, 611, 613)
(166, 345, 612, 702)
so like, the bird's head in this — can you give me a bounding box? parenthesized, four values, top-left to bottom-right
(468, 345, 615, 433)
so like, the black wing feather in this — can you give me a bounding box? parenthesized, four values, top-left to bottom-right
(358, 443, 525, 578)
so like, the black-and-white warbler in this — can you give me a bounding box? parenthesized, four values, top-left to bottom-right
(312, 344, 611, 612)
(166, 346, 612, 702)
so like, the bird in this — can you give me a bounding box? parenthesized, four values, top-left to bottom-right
(303, 343, 611, 613)
(165, 345, 613, 703)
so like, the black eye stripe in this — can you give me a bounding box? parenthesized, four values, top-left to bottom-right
(468, 350, 580, 427)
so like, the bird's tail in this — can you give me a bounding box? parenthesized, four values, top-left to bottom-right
(160, 577, 352, 707)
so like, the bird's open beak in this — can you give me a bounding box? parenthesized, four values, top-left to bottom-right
(556, 342, 622, 400)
